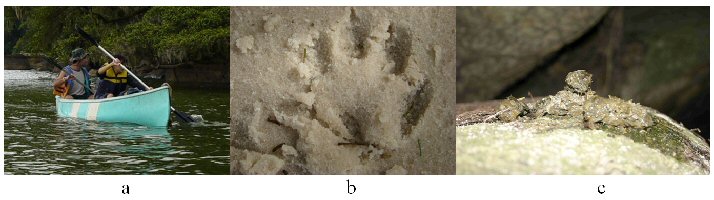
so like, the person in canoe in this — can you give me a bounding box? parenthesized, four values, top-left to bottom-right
(94, 54, 152, 99)
(52, 48, 94, 99)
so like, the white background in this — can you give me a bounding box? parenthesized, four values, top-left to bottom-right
(1, 1, 712, 200)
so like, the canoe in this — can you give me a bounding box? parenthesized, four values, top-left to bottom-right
(55, 86, 171, 127)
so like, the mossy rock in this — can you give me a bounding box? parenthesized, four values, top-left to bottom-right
(457, 117, 708, 174)
(457, 70, 709, 174)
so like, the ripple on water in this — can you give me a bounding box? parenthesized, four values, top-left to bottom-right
(93, 141, 123, 146)
(5, 70, 229, 174)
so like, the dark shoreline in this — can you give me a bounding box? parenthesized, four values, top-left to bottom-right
(4, 54, 229, 89)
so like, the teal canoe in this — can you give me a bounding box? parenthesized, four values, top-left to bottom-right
(55, 86, 171, 127)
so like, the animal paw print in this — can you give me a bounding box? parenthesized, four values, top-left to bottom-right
(301, 7, 433, 149)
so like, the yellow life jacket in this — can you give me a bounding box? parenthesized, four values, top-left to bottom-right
(104, 65, 128, 84)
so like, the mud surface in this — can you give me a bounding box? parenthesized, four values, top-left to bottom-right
(231, 7, 455, 174)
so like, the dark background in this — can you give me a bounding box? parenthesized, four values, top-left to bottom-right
(456, 7, 709, 141)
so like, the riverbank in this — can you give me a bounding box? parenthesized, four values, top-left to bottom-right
(5, 7, 229, 89)
(4, 54, 228, 89)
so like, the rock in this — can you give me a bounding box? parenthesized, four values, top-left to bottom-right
(4, 54, 55, 71)
(486, 7, 710, 140)
(457, 70, 710, 174)
(457, 123, 707, 174)
(456, 7, 608, 102)
(4, 55, 32, 70)
(230, 7, 455, 174)
(160, 63, 229, 88)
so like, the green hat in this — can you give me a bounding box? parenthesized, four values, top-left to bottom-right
(69, 48, 89, 63)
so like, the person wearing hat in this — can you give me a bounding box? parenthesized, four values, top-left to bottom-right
(94, 54, 151, 99)
(52, 48, 94, 99)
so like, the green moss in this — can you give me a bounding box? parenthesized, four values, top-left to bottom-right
(599, 116, 694, 164)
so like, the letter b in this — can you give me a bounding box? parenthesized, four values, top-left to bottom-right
(346, 179, 357, 194)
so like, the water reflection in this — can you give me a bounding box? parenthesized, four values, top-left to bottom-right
(4, 70, 229, 174)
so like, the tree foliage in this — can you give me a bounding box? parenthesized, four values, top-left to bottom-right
(5, 6, 229, 67)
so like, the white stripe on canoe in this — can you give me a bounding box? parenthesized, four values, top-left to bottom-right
(87, 103, 100, 121)
(70, 103, 80, 118)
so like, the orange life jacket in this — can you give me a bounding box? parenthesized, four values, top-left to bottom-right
(53, 82, 69, 97)
(52, 65, 91, 97)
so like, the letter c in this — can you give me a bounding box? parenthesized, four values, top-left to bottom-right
(598, 185, 605, 194)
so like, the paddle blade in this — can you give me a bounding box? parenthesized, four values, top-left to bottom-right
(75, 25, 98, 45)
(172, 109, 196, 123)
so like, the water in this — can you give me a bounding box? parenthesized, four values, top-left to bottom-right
(4, 70, 229, 174)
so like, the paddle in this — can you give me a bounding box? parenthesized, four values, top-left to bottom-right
(75, 25, 197, 123)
